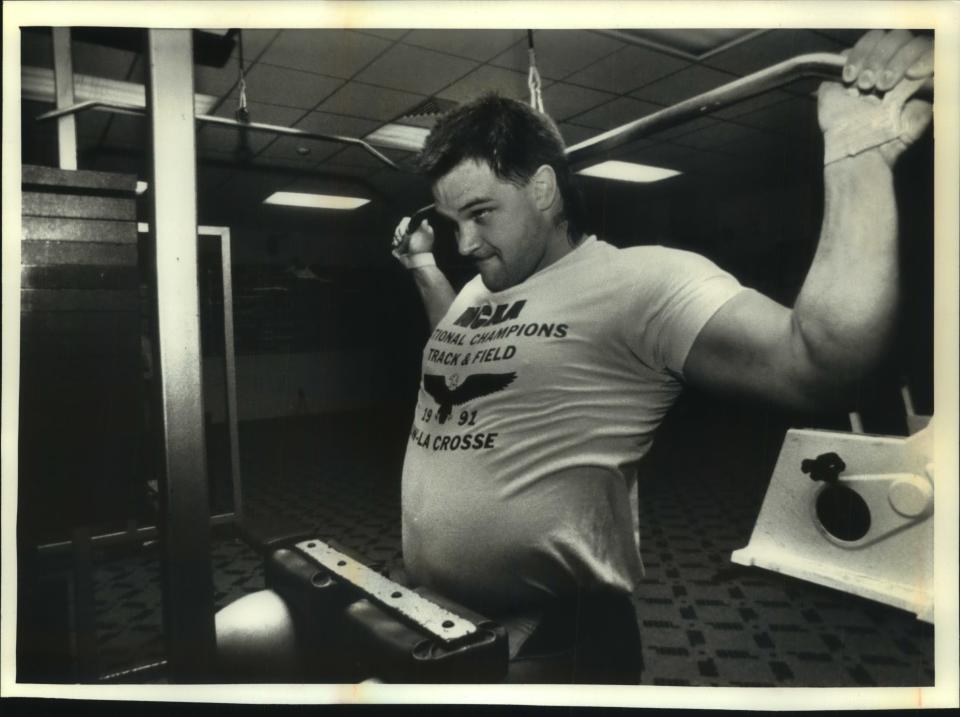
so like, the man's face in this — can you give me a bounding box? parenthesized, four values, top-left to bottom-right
(433, 159, 552, 292)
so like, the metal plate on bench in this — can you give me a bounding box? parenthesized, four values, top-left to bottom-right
(295, 539, 477, 643)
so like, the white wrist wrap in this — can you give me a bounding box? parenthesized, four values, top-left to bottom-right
(823, 106, 902, 165)
(394, 252, 436, 270)
(822, 77, 925, 166)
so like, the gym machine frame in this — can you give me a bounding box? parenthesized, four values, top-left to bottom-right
(35, 223, 243, 558)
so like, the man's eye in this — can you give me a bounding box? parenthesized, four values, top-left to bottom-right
(473, 208, 491, 221)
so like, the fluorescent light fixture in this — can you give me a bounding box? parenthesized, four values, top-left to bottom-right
(22, 66, 219, 115)
(577, 160, 681, 183)
(136, 181, 148, 195)
(365, 123, 430, 152)
(263, 192, 370, 210)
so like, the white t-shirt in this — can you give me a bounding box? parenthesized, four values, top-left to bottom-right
(401, 237, 744, 614)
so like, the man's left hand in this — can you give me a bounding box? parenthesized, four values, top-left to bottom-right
(818, 29, 933, 166)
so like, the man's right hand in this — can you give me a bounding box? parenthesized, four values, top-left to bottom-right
(392, 216, 435, 261)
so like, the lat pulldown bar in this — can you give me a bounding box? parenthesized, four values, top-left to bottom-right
(565, 52, 934, 167)
(36, 100, 401, 171)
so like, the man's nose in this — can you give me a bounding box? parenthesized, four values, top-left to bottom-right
(456, 225, 482, 256)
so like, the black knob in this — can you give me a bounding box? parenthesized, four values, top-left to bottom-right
(800, 452, 846, 483)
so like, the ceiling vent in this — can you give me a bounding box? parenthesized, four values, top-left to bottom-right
(395, 97, 458, 128)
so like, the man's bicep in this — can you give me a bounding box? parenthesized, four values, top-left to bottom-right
(681, 290, 823, 410)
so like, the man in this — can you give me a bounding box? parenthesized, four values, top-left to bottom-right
(216, 30, 933, 684)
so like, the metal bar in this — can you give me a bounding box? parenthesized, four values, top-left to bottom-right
(37, 99, 145, 121)
(70, 527, 98, 681)
(99, 659, 168, 683)
(146, 28, 216, 682)
(849, 411, 865, 434)
(295, 539, 478, 643)
(36, 513, 235, 556)
(197, 114, 401, 170)
(37, 102, 401, 171)
(52, 28, 78, 170)
(565, 52, 933, 166)
(217, 228, 243, 519)
(137, 221, 244, 520)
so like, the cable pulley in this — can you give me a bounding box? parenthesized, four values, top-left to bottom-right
(527, 30, 544, 114)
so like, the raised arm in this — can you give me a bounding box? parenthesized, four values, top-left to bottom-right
(683, 30, 933, 412)
(392, 217, 457, 330)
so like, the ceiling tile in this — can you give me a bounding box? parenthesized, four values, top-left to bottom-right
(197, 149, 237, 164)
(313, 156, 382, 180)
(258, 29, 392, 79)
(231, 29, 282, 63)
(252, 154, 321, 173)
(623, 142, 731, 177)
(199, 125, 273, 156)
(668, 121, 764, 152)
(403, 29, 526, 62)
(806, 29, 868, 48)
(212, 100, 306, 126)
(569, 96, 663, 131)
(294, 111, 381, 139)
(242, 63, 344, 109)
(631, 64, 738, 106)
(713, 90, 795, 121)
(72, 40, 139, 81)
(256, 135, 343, 164)
(282, 173, 372, 197)
(565, 44, 688, 94)
(355, 29, 409, 41)
(608, 137, 655, 157)
(704, 29, 845, 76)
(316, 82, 426, 122)
(490, 30, 624, 80)
(667, 151, 732, 177)
(541, 83, 617, 123)
(558, 122, 601, 147)
(436, 65, 532, 104)
(619, 142, 694, 167)
(194, 31, 279, 99)
(730, 96, 819, 139)
(783, 77, 826, 98)
(199, 103, 307, 155)
(318, 144, 408, 170)
(21, 30, 52, 68)
(196, 63, 241, 98)
(718, 131, 785, 159)
(652, 116, 720, 141)
(354, 44, 478, 95)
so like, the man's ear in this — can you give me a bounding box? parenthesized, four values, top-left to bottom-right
(530, 164, 559, 211)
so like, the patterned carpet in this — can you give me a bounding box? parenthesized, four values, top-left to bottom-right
(78, 406, 933, 685)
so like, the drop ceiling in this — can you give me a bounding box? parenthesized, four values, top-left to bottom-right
(20, 27, 860, 218)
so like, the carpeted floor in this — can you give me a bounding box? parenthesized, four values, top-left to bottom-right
(81, 407, 933, 685)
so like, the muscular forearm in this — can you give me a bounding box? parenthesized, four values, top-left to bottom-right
(410, 264, 457, 330)
(792, 149, 899, 383)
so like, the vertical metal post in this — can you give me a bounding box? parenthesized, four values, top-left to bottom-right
(218, 228, 243, 518)
(146, 29, 216, 681)
(52, 28, 78, 170)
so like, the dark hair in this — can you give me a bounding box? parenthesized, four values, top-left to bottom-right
(416, 93, 584, 240)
